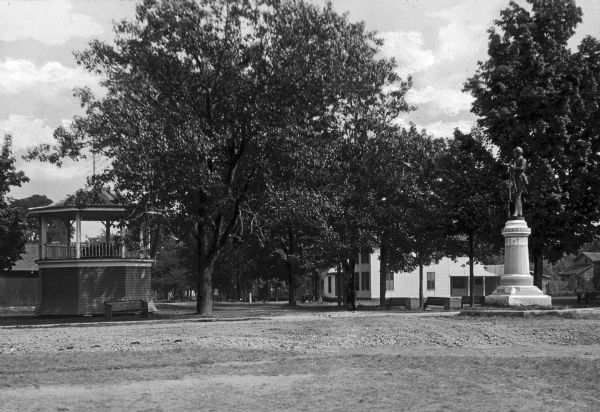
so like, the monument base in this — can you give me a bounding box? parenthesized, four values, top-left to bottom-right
(485, 218, 552, 308)
(485, 287, 552, 307)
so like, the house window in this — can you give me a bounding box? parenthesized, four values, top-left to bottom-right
(386, 272, 394, 291)
(427, 272, 435, 290)
(354, 272, 360, 290)
(328, 276, 332, 294)
(360, 252, 370, 264)
(450, 276, 468, 296)
(361, 271, 370, 291)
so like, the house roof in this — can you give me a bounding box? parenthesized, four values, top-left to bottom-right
(558, 264, 593, 276)
(27, 189, 127, 220)
(5, 243, 39, 272)
(483, 265, 504, 276)
(580, 252, 600, 262)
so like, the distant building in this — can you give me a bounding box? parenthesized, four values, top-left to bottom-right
(323, 249, 500, 300)
(557, 252, 600, 292)
(0, 243, 39, 307)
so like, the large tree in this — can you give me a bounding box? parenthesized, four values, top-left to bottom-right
(322, 54, 411, 309)
(29, 0, 409, 314)
(437, 129, 505, 306)
(354, 125, 420, 307)
(259, 188, 338, 306)
(465, 0, 600, 288)
(0, 134, 28, 271)
(400, 127, 449, 308)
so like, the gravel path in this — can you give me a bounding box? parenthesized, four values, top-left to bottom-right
(2, 310, 600, 411)
(3, 311, 600, 354)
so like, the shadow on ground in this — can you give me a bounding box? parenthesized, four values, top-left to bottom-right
(0, 295, 590, 326)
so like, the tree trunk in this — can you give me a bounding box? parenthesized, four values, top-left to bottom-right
(379, 238, 388, 307)
(313, 270, 318, 301)
(286, 228, 296, 306)
(196, 223, 214, 315)
(336, 264, 343, 307)
(287, 260, 296, 306)
(532, 244, 544, 291)
(149, 220, 162, 258)
(345, 258, 357, 311)
(469, 233, 475, 308)
(347, 259, 358, 310)
(197, 259, 214, 315)
(419, 258, 424, 309)
(317, 274, 324, 303)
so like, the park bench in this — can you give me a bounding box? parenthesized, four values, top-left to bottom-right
(104, 300, 149, 321)
(423, 296, 462, 311)
(460, 295, 485, 308)
(385, 297, 419, 310)
(578, 291, 600, 305)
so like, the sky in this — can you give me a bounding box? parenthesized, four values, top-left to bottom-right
(1, 0, 600, 203)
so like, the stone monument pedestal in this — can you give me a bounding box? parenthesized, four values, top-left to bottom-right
(485, 218, 552, 307)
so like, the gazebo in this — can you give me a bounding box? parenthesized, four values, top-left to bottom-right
(27, 190, 155, 316)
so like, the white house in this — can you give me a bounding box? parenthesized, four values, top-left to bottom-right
(323, 249, 501, 300)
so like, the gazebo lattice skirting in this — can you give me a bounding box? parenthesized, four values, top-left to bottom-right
(36, 259, 152, 315)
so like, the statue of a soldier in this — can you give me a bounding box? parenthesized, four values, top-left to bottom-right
(509, 147, 528, 217)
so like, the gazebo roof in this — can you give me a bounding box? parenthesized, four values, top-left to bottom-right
(27, 189, 128, 220)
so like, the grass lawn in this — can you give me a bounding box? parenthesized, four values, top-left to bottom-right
(1, 304, 600, 411)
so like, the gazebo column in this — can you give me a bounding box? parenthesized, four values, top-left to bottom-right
(104, 221, 112, 241)
(75, 212, 82, 259)
(120, 224, 126, 258)
(140, 221, 147, 256)
(105, 221, 111, 256)
(65, 219, 72, 256)
(39, 216, 47, 259)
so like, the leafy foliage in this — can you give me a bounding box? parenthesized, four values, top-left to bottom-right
(0, 134, 29, 270)
(29, 0, 410, 313)
(437, 129, 505, 304)
(152, 237, 195, 300)
(397, 127, 450, 306)
(465, 0, 600, 287)
(10, 194, 68, 242)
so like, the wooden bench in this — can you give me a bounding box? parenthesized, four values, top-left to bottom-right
(424, 296, 462, 311)
(104, 300, 149, 321)
(578, 291, 600, 305)
(385, 297, 419, 310)
(460, 296, 485, 307)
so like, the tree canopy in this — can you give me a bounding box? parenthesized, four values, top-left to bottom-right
(10, 194, 69, 243)
(30, 0, 410, 314)
(465, 0, 600, 287)
(1, 134, 28, 271)
(437, 129, 505, 305)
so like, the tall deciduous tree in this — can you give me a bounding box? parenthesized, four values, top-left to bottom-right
(259, 188, 338, 306)
(465, 0, 600, 288)
(437, 129, 505, 306)
(400, 127, 449, 308)
(0, 134, 28, 271)
(322, 51, 411, 309)
(29, 0, 410, 314)
(356, 126, 419, 307)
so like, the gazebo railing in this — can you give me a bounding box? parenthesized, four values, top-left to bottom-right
(81, 242, 121, 258)
(44, 243, 76, 259)
(42, 242, 150, 260)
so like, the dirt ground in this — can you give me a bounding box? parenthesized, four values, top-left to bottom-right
(1, 303, 600, 411)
